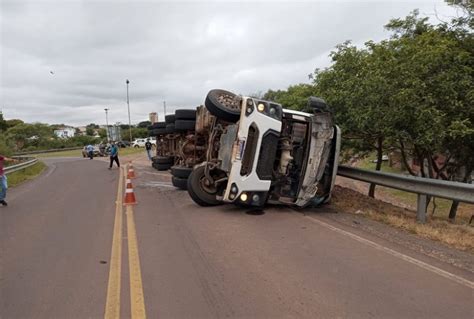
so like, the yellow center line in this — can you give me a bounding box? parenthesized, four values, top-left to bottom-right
(126, 204, 147, 318)
(104, 165, 124, 319)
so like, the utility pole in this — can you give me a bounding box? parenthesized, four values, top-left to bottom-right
(104, 108, 110, 142)
(126, 79, 132, 142)
(163, 100, 167, 118)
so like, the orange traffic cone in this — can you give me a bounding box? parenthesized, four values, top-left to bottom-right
(127, 163, 136, 179)
(124, 179, 137, 205)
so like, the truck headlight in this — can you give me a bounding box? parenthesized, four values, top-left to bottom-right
(240, 193, 248, 202)
(257, 103, 265, 112)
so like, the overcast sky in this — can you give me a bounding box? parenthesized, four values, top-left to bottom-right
(0, 0, 459, 126)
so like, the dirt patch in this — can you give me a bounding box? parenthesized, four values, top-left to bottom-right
(329, 185, 474, 253)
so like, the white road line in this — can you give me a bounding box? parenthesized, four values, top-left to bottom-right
(140, 182, 174, 188)
(304, 215, 474, 289)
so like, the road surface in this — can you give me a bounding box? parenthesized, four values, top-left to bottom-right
(1, 157, 473, 318)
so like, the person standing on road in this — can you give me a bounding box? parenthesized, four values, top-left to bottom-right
(86, 144, 94, 160)
(0, 155, 12, 206)
(145, 138, 153, 161)
(108, 141, 120, 169)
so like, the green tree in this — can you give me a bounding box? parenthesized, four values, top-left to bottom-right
(6, 123, 54, 150)
(137, 121, 151, 128)
(0, 112, 7, 132)
(5, 119, 23, 129)
(263, 84, 316, 110)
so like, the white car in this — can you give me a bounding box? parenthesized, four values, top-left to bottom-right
(132, 138, 156, 148)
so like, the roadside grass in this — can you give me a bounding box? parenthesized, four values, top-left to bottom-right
(379, 187, 473, 224)
(7, 161, 47, 187)
(357, 154, 401, 174)
(34, 147, 143, 158)
(356, 154, 473, 224)
(331, 186, 474, 252)
(118, 147, 145, 156)
(365, 210, 474, 252)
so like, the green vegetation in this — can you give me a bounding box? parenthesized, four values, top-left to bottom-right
(0, 111, 151, 154)
(6, 161, 47, 187)
(262, 2, 473, 221)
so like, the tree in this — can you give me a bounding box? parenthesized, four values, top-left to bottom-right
(263, 84, 316, 110)
(85, 127, 95, 136)
(137, 121, 151, 128)
(5, 119, 23, 129)
(98, 128, 107, 139)
(6, 123, 54, 150)
(0, 112, 7, 132)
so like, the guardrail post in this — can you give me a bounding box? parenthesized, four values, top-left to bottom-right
(417, 194, 427, 224)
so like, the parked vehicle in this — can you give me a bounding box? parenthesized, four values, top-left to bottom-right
(116, 141, 130, 148)
(132, 138, 156, 148)
(185, 89, 341, 208)
(81, 145, 105, 157)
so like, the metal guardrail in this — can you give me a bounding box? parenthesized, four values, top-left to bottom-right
(337, 165, 474, 223)
(4, 158, 39, 175)
(14, 147, 83, 156)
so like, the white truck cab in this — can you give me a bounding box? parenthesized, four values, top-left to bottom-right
(187, 90, 341, 208)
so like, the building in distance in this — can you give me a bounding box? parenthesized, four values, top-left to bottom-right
(149, 112, 158, 124)
(54, 126, 76, 138)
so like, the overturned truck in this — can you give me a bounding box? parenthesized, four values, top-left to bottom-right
(184, 89, 341, 208)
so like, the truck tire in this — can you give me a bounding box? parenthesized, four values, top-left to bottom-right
(171, 165, 193, 179)
(156, 163, 172, 171)
(165, 114, 176, 123)
(149, 128, 161, 136)
(154, 156, 174, 164)
(175, 109, 196, 120)
(205, 89, 241, 123)
(172, 176, 188, 190)
(175, 120, 196, 131)
(150, 122, 167, 129)
(166, 124, 175, 134)
(155, 127, 168, 135)
(187, 166, 221, 206)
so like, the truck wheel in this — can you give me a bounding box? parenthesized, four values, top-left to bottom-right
(175, 109, 196, 120)
(154, 156, 174, 164)
(205, 89, 241, 123)
(165, 114, 176, 123)
(156, 163, 172, 171)
(155, 127, 168, 135)
(171, 165, 193, 179)
(166, 124, 175, 134)
(134, 145, 139, 148)
(172, 176, 188, 190)
(175, 120, 196, 131)
(150, 122, 167, 129)
(187, 166, 221, 206)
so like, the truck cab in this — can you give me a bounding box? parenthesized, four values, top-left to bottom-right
(187, 89, 341, 208)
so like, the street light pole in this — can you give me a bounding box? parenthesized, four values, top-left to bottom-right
(126, 79, 132, 142)
(104, 108, 110, 142)
(163, 100, 166, 118)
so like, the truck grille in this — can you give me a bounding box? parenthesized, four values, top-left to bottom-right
(240, 125, 259, 176)
(256, 131, 279, 180)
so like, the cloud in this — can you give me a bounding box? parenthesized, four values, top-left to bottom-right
(0, 0, 458, 126)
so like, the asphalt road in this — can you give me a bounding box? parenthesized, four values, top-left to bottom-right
(1, 157, 473, 319)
